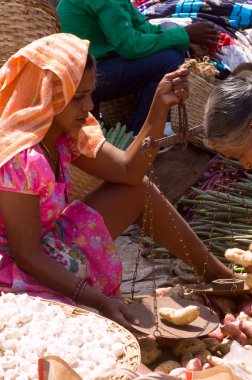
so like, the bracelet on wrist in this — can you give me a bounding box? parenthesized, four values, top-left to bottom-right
(72, 278, 88, 304)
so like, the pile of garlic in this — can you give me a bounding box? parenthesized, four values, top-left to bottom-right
(0, 293, 127, 380)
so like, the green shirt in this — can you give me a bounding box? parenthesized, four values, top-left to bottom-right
(57, 0, 190, 60)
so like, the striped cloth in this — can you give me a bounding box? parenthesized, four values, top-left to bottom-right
(137, 0, 252, 30)
(0, 33, 104, 168)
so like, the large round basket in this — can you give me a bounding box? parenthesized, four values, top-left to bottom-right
(171, 72, 219, 152)
(70, 164, 103, 202)
(41, 298, 141, 379)
(100, 94, 137, 127)
(0, 0, 61, 67)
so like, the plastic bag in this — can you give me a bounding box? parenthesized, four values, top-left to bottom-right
(223, 341, 252, 380)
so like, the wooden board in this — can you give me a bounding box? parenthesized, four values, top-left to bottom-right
(187, 282, 250, 296)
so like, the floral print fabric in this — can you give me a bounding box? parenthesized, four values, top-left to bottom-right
(0, 133, 122, 302)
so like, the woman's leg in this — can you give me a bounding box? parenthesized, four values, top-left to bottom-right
(93, 49, 184, 134)
(83, 178, 233, 281)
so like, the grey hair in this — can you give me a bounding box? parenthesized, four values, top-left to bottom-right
(203, 77, 252, 151)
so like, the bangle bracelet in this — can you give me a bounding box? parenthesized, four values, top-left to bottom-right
(75, 280, 88, 304)
(72, 279, 88, 304)
(98, 296, 119, 315)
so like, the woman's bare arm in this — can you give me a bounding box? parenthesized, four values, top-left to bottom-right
(0, 190, 136, 328)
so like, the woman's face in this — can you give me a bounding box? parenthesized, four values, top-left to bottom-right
(220, 128, 252, 170)
(52, 66, 96, 134)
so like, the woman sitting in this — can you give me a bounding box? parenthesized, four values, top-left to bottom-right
(0, 33, 233, 330)
(204, 63, 252, 169)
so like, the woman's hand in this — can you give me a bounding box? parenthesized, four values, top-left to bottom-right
(153, 67, 190, 108)
(100, 297, 139, 331)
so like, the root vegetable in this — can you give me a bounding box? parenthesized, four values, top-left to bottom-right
(139, 338, 158, 351)
(155, 287, 172, 297)
(172, 338, 206, 357)
(154, 360, 181, 374)
(220, 323, 248, 345)
(156, 286, 185, 298)
(219, 337, 232, 355)
(207, 355, 224, 367)
(139, 338, 161, 366)
(186, 358, 202, 372)
(184, 292, 205, 305)
(209, 296, 236, 315)
(223, 313, 236, 325)
(167, 286, 185, 299)
(202, 363, 213, 370)
(159, 305, 200, 326)
(194, 349, 211, 364)
(140, 348, 161, 366)
(239, 320, 252, 338)
(236, 312, 251, 322)
(169, 367, 186, 379)
(181, 353, 193, 367)
(208, 325, 225, 341)
(225, 248, 252, 267)
(201, 338, 220, 353)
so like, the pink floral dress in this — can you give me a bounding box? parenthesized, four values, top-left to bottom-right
(0, 133, 122, 303)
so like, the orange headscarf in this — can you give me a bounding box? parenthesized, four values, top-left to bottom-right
(0, 33, 104, 168)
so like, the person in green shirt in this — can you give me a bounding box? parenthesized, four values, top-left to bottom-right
(57, 0, 219, 134)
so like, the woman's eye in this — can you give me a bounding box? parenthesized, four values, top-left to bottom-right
(73, 96, 84, 101)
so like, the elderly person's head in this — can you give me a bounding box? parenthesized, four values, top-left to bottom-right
(204, 70, 252, 169)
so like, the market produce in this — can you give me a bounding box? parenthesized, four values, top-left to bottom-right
(225, 247, 252, 267)
(155, 286, 184, 299)
(0, 293, 131, 379)
(101, 122, 134, 150)
(168, 367, 186, 379)
(219, 337, 232, 355)
(172, 338, 206, 357)
(224, 245, 252, 290)
(207, 355, 224, 367)
(185, 358, 202, 371)
(201, 338, 220, 353)
(193, 349, 212, 365)
(159, 305, 200, 326)
(154, 360, 181, 374)
(139, 338, 162, 366)
(220, 323, 248, 345)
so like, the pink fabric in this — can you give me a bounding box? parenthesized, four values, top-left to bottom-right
(0, 134, 122, 303)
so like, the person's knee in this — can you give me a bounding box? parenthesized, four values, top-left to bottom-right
(159, 49, 185, 71)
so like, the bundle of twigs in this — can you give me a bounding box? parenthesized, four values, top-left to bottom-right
(141, 157, 251, 272)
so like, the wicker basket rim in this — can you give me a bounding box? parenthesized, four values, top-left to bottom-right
(1, 0, 60, 18)
(33, 297, 141, 377)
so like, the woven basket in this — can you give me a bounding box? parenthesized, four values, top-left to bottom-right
(70, 164, 103, 202)
(100, 94, 137, 127)
(0, 0, 61, 67)
(42, 298, 141, 378)
(171, 72, 219, 151)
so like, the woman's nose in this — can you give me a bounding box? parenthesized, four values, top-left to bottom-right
(81, 95, 94, 112)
